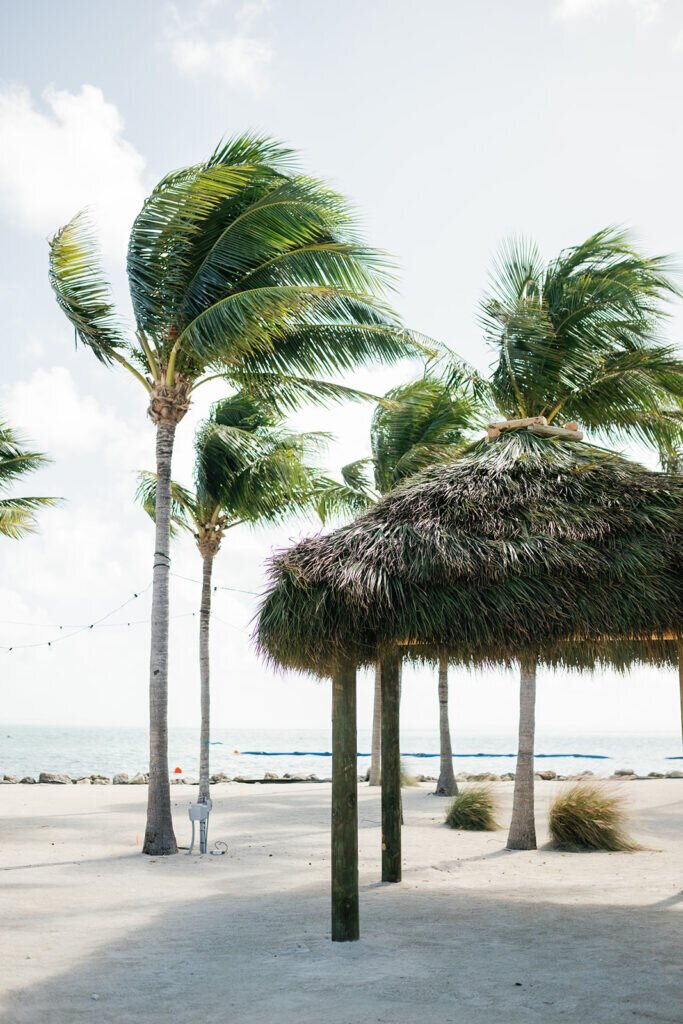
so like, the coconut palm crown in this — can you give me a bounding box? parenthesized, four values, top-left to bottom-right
(472, 227, 683, 449)
(48, 133, 418, 856)
(0, 421, 59, 538)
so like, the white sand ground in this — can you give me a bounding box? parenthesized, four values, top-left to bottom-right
(0, 779, 681, 1024)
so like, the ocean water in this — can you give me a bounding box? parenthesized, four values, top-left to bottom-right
(1, 726, 680, 780)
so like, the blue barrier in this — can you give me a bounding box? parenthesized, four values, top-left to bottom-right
(239, 750, 611, 759)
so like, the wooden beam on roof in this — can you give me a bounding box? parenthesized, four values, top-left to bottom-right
(529, 424, 584, 440)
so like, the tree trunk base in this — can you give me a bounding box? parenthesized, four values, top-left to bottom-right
(434, 774, 457, 797)
(506, 831, 537, 851)
(142, 824, 178, 856)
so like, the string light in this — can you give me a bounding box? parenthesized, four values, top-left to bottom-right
(1, 576, 251, 652)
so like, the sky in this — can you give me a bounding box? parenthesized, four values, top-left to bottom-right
(0, 0, 681, 737)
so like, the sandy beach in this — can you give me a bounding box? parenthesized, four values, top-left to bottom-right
(0, 779, 681, 1024)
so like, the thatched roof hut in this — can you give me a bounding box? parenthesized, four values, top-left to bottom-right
(254, 431, 682, 941)
(257, 431, 682, 673)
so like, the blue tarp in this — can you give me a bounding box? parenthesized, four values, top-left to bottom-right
(240, 750, 611, 759)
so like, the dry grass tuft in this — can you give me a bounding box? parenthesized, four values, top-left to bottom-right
(401, 763, 420, 787)
(445, 785, 499, 831)
(548, 783, 640, 851)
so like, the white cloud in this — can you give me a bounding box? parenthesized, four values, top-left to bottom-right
(554, 0, 661, 22)
(165, 1, 273, 95)
(4, 366, 149, 467)
(0, 84, 146, 263)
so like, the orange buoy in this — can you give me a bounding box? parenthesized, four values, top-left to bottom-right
(233, 749, 239, 754)
(174, 766, 182, 774)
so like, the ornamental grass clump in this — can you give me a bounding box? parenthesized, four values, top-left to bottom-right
(401, 764, 420, 788)
(548, 784, 640, 851)
(445, 785, 499, 831)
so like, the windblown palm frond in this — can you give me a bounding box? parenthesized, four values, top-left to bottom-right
(314, 459, 377, 525)
(135, 472, 198, 537)
(137, 393, 330, 535)
(371, 377, 484, 493)
(481, 227, 683, 445)
(0, 422, 59, 538)
(50, 133, 419, 409)
(193, 393, 327, 525)
(48, 214, 130, 366)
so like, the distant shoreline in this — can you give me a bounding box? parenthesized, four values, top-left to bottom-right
(3, 766, 682, 785)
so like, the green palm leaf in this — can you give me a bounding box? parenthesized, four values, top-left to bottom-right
(48, 213, 129, 365)
(0, 422, 59, 538)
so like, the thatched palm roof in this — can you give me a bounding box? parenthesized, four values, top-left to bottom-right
(255, 431, 682, 676)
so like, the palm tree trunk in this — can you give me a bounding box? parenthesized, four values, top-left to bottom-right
(198, 553, 213, 804)
(143, 421, 178, 856)
(380, 645, 401, 882)
(331, 658, 359, 941)
(507, 655, 537, 851)
(368, 660, 381, 785)
(435, 652, 456, 796)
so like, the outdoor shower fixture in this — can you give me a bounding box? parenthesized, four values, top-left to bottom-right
(187, 799, 212, 855)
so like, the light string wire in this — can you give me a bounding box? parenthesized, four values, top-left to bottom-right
(1, 575, 254, 651)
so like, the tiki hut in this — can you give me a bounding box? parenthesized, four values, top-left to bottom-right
(255, 430, 683, 941)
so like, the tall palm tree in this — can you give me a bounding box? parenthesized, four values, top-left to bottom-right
(137, 392, 329, 812)
(0, 421, 58, 537)
(477, 227, 683, 849)
(48, 134, 417, 855)
(317, 373, 482, 793)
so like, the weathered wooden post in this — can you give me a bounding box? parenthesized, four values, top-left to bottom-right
(380, 645, 401, 882)
(331, 657, 359, 941)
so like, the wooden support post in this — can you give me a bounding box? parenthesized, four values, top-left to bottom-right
(331, 658, 359, 941)
(381, 646, 402, 882)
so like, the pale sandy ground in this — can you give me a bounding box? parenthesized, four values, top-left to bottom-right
(0, 780, 681, 1024)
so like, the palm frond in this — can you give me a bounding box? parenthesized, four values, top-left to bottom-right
(481, 226, 682, 430)
(134, 471, 198, 536)
(371, 377, 483, 492)
(229, 370, 393, 414)
(48, 213, 130, 365)
(0, 421, 59, 538)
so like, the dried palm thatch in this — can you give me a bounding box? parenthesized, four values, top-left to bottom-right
(255, 430, 682, 675)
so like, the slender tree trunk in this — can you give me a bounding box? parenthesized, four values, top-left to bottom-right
(507, 656, 537, 851)
(198, 553, 214, 804)
(143, 421, 178, 856)
(331, 658, 359, 941)
(435, 652, 456, 796)
(368, 660, 382, 785)
(381, 645, 401, 882)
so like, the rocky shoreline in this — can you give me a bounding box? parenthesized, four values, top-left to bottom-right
(1, 766, 682, 785)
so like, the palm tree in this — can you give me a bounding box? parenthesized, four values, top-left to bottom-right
(48, 134, 417, 855)
(317, 373, 482, 793)
(137, 392, 329, 816)
(0, 421, 58, 537)
(477, 227, 683, 849)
